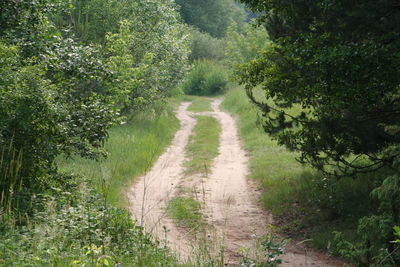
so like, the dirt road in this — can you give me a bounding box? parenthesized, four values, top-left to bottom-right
(128, 99, 345, 266)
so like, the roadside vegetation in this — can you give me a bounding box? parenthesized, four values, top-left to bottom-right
(222, 87, 380, 251)
(2, 0, 399, 265)
(0, 0, 189, 265)
(59, 107, 179, 207)
(225, 0, 400, 265)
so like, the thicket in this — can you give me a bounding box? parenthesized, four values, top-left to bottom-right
(237, 0, 400, 265)
(0, 0, 189, 265)
(175, 0, 246, 38)
(182, 60, 229, 96)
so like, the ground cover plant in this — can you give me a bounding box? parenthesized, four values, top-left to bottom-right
(0, 178, 179, 266)
(222, 87, 395, 264)
(182, 61, 229, 96)
(184, 116, 221, 176)
(0, 0, 189, 265)
(187, 97, 213, 112)
(58, 107, 179, 207)
(166, 197, 204, 230)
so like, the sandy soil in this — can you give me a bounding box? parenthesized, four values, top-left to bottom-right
(128, 99, 346, 266)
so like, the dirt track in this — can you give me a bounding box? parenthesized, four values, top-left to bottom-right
(128, 99, 346, 266)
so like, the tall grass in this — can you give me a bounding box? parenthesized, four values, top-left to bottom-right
(222, 87, 305, 214)
(0, 141, 24, 221)
(58, 106, 179, 207)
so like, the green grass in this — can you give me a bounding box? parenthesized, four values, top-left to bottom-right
(58, 106, 179, 207)
(222, 87, 306, 214)
(187, 97, 213, 112)
(221, 86, 377, 253)
(166, 197, 203, 229)
(184, 116, 220, 176)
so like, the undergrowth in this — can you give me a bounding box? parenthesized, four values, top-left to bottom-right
(58, 105, 179, 207)
(0, 175, 179, 266)
(0, 103, 182, 266)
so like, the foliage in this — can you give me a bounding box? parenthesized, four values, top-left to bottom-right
(0, 178, 179, 266)
(0, 0, 66, 57)
(236, 0, 400, 265)
(189, 28, 225, 62)
(183, 61, 229, 96)
(175, 0, 246, 38)
(104, 20, 148, 110)
(0, 43, 118, 194)
(59, 105, 180, 207)
(42, 37, 110, 98)
(224, 22, 270, 75)
(121, 0, 191, 98)
(1, 0, 190, 264)
(238, 0, 400, 177)
(54, 0, 191, 103)
(222, 87, 399, 265)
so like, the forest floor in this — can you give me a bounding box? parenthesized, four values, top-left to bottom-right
(128, 98, 347, 266)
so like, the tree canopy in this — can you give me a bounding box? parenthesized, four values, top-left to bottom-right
(175, 0, 245, 38)
(237, 0, 400, 263)
(0, 0, 190, 192)
(238, 0, 400, 176)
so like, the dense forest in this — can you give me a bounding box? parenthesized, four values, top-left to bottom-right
(0, 0, 399, 266)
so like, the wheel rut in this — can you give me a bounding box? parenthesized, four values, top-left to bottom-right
(128, 99, 346, 266)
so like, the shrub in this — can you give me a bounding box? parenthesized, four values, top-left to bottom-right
(189, 28, 225, 61)
(182, 60, 228, 96)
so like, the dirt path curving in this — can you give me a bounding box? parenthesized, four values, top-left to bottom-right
(128, 99, 346, 266)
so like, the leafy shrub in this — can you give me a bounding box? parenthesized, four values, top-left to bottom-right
(189, 28, 225, 61)
(182, 60, 229, 96)
(0, 176, 178, 266)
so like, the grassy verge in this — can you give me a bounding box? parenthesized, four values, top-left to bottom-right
(222, 86, 375, 253)
(221, 87, 305, 214)
(166, 197, 203, 229)
(184, 116, 220, 176)
(58, 104, 179, 207)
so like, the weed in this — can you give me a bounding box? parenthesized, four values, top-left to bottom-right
(166, 197, 203, 229)
(187, 97, 213, 112)
(184, 116, 220, 176)
(58, 106, 179, 207)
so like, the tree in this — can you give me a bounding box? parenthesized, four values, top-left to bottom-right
(237, 0, 400, 264)
(175, 0, 246, 38)
(238, 0, 400, 177)
(0, 43, 119, 191)
(224, 21, 270, 75)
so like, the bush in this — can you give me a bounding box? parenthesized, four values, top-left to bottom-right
(189, 28, 225, 61)
(0, 176, 179, 266)
(182, 60, 228, 96)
